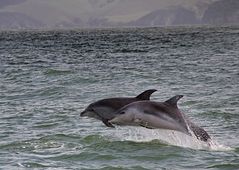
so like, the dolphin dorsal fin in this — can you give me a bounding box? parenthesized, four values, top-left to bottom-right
(165, 95, 184, 107)
(136, 89, 157, 100)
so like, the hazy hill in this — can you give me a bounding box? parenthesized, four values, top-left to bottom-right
(0, 0, 238, 29)
(131, 7, 199, 27)
(0, 0, 26, 9)
(0, 12, 43, 29)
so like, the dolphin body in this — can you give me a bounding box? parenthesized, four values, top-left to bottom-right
(109, 95, 211, 142)
(80, 89, 157, 127)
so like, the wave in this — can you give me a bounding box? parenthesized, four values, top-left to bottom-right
(44, 69, 73, 76)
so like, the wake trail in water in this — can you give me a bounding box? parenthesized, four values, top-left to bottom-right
(104, 126, 232, 151)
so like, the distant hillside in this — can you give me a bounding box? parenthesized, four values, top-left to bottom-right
(0, 0, 26, 9)
(129, 0, 239, 27)
(0, 0, 238, 29)
(0, 12, 43, 29)
(131, 7, 199, 26)
(202, 0, 239, 24)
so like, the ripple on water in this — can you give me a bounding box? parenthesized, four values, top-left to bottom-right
(44, 69, 74, 76)
(17, 162, 50, 169)
(81, 166, 150, 170)
(207, 163, 239, 170)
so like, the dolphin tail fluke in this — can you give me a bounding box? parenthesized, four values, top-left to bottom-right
(136, 89, 157, 100)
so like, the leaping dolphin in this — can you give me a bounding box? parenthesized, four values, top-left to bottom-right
(109, 95, 211, 142)
(109, 95, 190, 135)
(80, 89, 157, 127)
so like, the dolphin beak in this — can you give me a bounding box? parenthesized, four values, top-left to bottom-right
(80, 111, 86, 117)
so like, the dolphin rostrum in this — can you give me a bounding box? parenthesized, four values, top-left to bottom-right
(80, 89, 157, 127)
(109, 95, 212, 142)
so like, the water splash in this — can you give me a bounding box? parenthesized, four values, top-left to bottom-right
(207, 139, 233, 151)
(104, 126, 232, 151)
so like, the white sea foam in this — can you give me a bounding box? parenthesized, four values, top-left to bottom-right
(105, 126, 232, 151)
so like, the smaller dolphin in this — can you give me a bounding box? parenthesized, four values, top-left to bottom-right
(80, 89, 157, 127)
(109, 95, 191, 135)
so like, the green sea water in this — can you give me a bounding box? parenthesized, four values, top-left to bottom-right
(0, 26, 239, 169)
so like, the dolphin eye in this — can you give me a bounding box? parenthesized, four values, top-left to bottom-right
(119, 111, 125, 114)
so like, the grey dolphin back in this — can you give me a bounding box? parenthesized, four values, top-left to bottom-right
(165, 95, 184, 107)
(164, 95, 211, 142)
(163, 95, 191, 134)
(136, 89, 157, 100)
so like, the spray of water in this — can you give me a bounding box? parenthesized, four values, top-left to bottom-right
(104, 126, 232, 151)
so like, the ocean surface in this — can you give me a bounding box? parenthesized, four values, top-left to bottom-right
(0, 26, 239, 170)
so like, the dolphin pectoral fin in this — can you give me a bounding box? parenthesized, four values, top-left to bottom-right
(140, 124, 154, 129)
(135, 119, 154, 129)
(136, 89, 157, 100)
(91, 108, 115, 127)
(102, 119, 115, 128)
(165, 95, 184, 107)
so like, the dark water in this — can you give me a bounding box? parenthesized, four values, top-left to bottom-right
(0, 26, 239, 169)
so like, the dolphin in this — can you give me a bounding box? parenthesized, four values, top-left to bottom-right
(109, 95, 211, 142)
(109, 95, 190, 135)
(80, 89, 157, 127)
